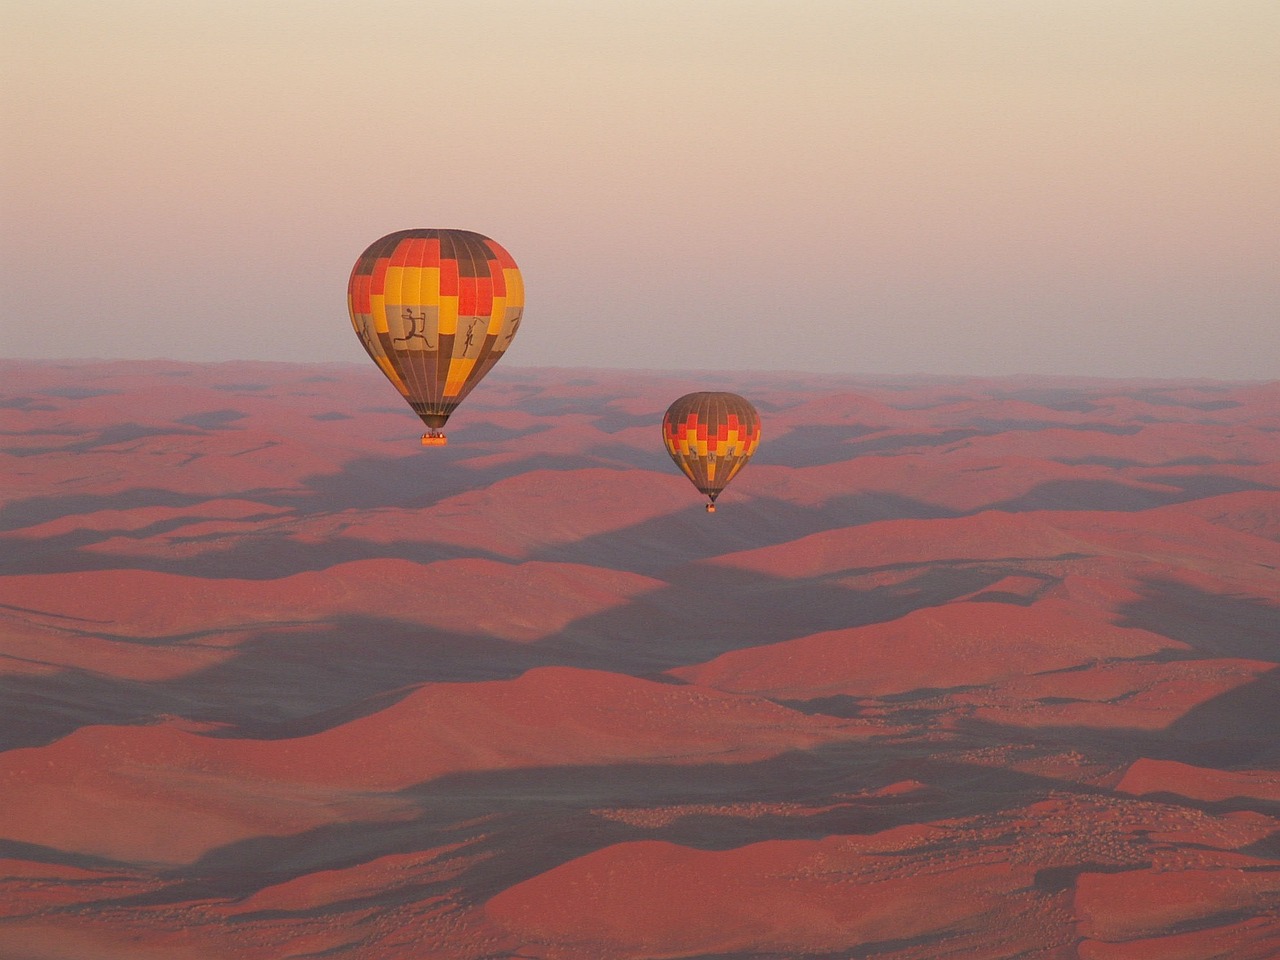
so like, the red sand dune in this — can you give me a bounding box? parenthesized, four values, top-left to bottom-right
(1075, 857, 1280, 943)
(485, 830, 1037, 958)
(0, 667, 874, 863)
(960, 657, 1276, 732)
(1116, 758, 1280, 803)
(0, 558, 663, 646)
(704, 503, 1278, 581)
(331, 467, 698, 558)
(669, 598, 1182, 699)
(1, 361, 1277, 959)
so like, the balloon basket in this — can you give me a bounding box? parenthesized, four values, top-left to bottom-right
(705, 502, 716, 513)
(421, 434, 448, 447)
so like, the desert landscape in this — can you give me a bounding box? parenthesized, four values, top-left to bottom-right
(1, 358, 1277, 959)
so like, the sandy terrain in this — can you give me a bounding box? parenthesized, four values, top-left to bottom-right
(2, 359, 1277, 959)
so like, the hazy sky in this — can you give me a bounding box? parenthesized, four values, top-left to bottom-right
(3, 0, 1278, 378)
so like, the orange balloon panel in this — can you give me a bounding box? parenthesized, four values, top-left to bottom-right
(348, 229, 524, 432)
(662, 392, 761, 507)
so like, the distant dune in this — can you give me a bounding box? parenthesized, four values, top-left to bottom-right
(2, 360, 1277, 959)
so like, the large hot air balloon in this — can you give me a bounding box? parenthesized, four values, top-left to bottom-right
(662, 392, 761, 512)
(348, 229, 524, 445)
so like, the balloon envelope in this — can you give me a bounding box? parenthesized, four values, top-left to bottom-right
(661, 392, 761, 511)
(348, 229, 524, 442)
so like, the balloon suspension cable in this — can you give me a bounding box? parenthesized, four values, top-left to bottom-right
(421, 430, 448, 447)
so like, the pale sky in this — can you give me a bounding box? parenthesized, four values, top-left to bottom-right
(3, 0, 1278, 378)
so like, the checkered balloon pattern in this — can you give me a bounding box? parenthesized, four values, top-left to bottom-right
(348, 229, 524, 430)
(662, 392, 761, 504)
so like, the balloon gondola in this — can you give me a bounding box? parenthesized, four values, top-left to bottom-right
(661, 392, 761, 512)
(347, 229, 524, 445)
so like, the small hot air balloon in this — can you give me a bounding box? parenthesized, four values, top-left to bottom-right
(662, 392, 761, 512)
(348, 229, 524, 445)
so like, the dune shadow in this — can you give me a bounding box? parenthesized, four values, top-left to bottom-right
(1, 452, 640, 577)
(751, 424, 889, 467)
(4, 423, 209, 458)
(0, 616, 568, 750)
(990, 478, 1200, 512)
(1140, 473, 1275, 500)
(531, 494, 960, 576)
(3, 486, 961, 581)
(2, 553, 1054, 750)
(9, 528, 498, 578)
(1, 541, 1094, 765)
(174, 409, 247, 430)
(971, 418, 1143, 436)
(92, 737, 1102, 910)
(0, 838, 138, 872)
(951, 662, 1280, 774)
(0, 488, 214, 536)
(533, 555, 1074, 674)
(1164, 666, 1280, 768)
(1131, 389, 1243, 411)
(1117, 578, 1280, 663)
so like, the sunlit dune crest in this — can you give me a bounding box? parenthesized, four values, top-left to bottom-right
(668, 599, 1185, 699)
(0, 558, 664, 645)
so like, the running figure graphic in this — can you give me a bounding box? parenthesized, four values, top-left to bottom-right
(394, 309, 434, 348)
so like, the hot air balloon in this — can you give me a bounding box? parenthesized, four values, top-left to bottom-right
(661, 392, 761, 512)
(348, 229, 524, 445)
